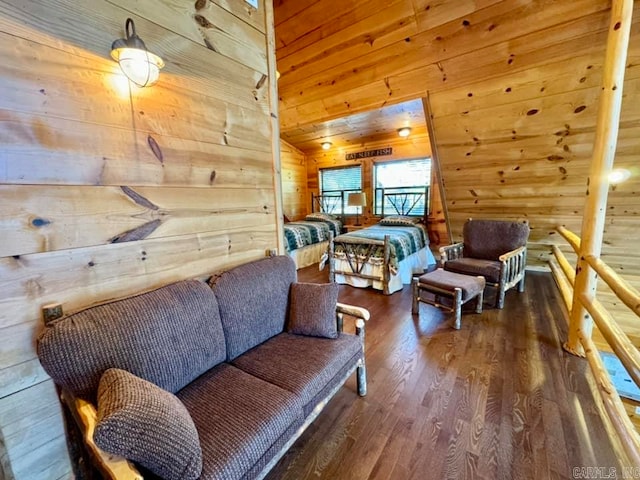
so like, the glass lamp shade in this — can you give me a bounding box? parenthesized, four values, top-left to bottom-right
(111, 47, 164, 87)
(111, 19, 164, 87)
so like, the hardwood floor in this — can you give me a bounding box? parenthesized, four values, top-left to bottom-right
(266, 267, 621, 480)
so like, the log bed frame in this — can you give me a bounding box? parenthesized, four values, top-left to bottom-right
(328, 190, 429, 295)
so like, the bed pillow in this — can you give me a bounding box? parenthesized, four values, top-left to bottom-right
(288, 282, 339, 339)
(94, 368, 203, 480)
(306, 212, 337, 221)
(378, 215, 422, 227)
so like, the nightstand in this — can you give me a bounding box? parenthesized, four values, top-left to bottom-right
(344, 225, 367, 233)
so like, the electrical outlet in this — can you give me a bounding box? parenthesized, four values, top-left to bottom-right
(266, 248, 277, 257)
(42, 303, 63, 325)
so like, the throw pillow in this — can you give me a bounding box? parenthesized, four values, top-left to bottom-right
(288, 282, 339, 339)
(378, 215, 422, 227)
(94, 368, 203, 480)
(305, 212, 337, 221)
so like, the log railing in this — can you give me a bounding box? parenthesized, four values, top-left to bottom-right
(552, 227, 640, 467)
(549, 0, 639, 467)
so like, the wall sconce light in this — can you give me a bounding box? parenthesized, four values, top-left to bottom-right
(111, 18, 164, 87)
(321, 142, 332, 150)
(397, 127, 412, 138)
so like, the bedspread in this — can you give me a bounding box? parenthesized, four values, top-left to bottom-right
(284, 221, 331, 252)
(332, 224, 428, 271)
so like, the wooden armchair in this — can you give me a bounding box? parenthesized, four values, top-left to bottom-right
(439, 219, 530, 309)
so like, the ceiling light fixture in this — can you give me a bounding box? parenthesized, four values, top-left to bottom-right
(397, 127, 412, 138)
(321, 142, 332, 150)
(608, 168, 631, 184)
(111, 18, 164, 87)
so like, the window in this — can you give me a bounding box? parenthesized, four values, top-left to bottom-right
(319, 165, 362, 214)
(374, 159, 431, 216)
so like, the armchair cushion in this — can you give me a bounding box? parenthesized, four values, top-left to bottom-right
(444, 258, 502, 284)
(463, 220, 529, 261)
(94, 368, 202, 480)
(288, 282, 339, 339)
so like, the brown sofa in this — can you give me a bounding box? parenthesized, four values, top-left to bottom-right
(37, 256, 369, 480)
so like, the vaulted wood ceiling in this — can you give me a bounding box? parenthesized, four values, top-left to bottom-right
(274, 0, 640, 347)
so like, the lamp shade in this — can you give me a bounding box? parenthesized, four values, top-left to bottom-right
(347, 192, 367, 207)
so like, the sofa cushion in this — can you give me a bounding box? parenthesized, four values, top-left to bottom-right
(37, 280, 226, 400)
(444, 258, 502, 284)
(176, 364, 304, 480)
(210, 256, 297, 360)
(94, 368, 202, 480)
(288, 282, 339, 339)
(463, 219, 529, 261)
(232, 333, 363, 412)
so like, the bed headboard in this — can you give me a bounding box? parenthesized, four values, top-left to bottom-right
(311, 192, 345, 218)
(377, 186, 430, 218)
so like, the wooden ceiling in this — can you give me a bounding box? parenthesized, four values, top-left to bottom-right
(279, 98, 426, 153)
(274, 0, 640, 347)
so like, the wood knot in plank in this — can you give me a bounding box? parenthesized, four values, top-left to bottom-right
(194, 14, 214, 28)
(195, 0, 206, 10)
(32, 217, 51, 227)
(110, 219, 162, 243)
(255, 74, 267, 90)
(573, 105, 586, 114)
(147, 135, 163, 163)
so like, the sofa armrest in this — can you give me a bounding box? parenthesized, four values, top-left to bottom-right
(336, 302, 369, 339)
(336, 302, 370, 322)
(61, 390, 143, 480)
(439, 242, 464, 265)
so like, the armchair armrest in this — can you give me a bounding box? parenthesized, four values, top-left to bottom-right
(61, 390, 143, 480)
(498, 245, 526, 263)
(499, 246, 527, 288)
(439, 242, 464, 265)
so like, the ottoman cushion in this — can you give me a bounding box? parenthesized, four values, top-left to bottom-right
(418, 269, 485, 301)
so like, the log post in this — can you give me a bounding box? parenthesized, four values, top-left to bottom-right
(383, 235, 391, 295)
(328, 231, 335, 283)
(564, 0, 633, 356)
(265, 0, 285, 254)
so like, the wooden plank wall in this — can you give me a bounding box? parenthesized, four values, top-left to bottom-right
(280, 139, 308, 220)
(0, 1, 277, 478)
(305, 135, 449, 246)
(275, 0, 640, 349)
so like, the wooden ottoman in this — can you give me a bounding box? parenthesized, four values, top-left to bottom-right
(412, 268, 485, 329)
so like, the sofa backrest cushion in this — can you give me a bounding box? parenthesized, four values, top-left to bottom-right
(37, 280, 226, 400)
(210, 256, 297, 360)
(463, 219, 530, 261)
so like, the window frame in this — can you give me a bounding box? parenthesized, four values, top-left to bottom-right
(373, 158, 431, 217)
(318, 165, 363, 215)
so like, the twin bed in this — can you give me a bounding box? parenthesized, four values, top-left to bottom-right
(285, 190, 436, 295)
(328, 218, 436, 295)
